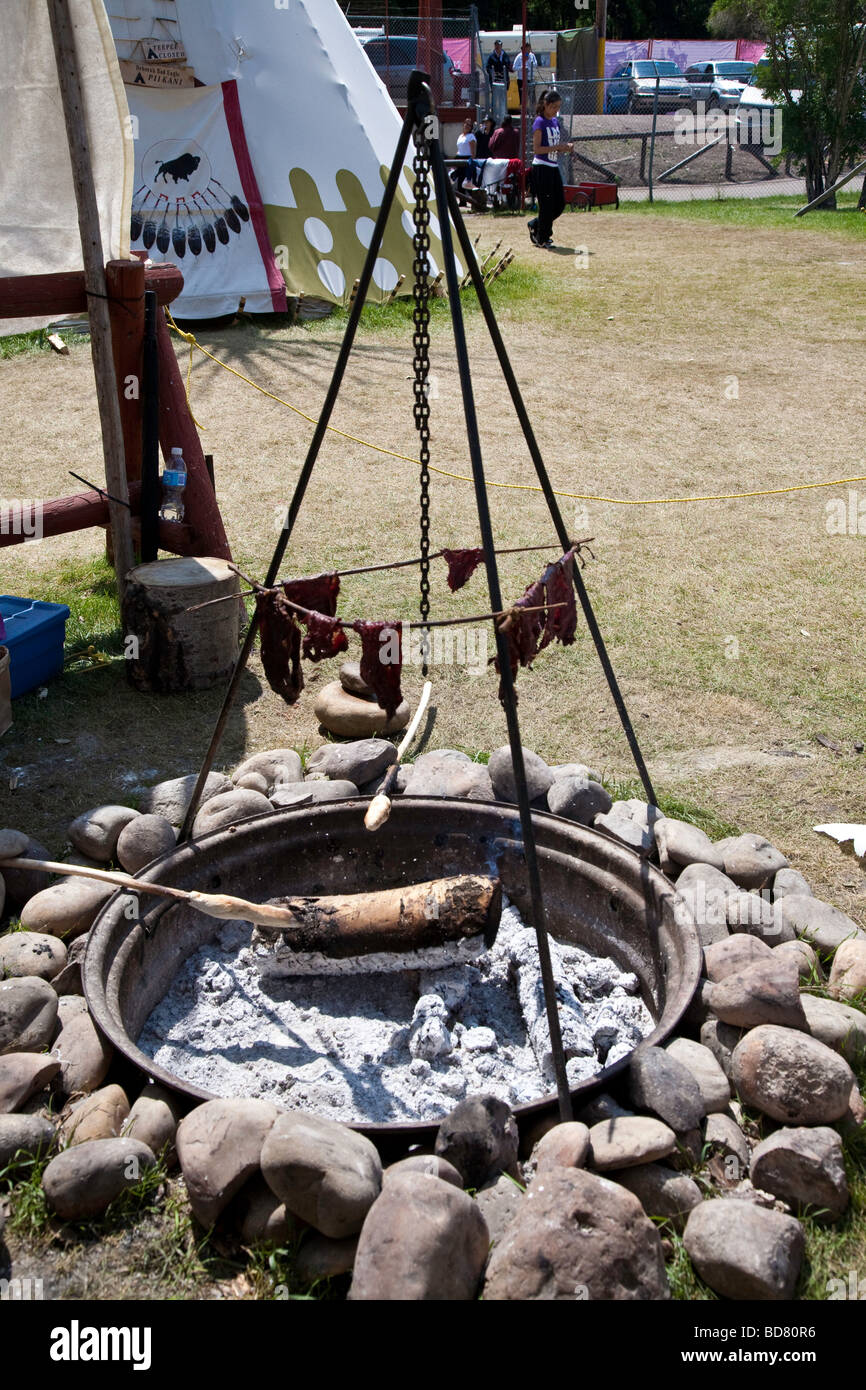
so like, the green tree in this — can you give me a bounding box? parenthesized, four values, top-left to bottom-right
(755, 0, 866, 203)
(707, 1, 767, 38)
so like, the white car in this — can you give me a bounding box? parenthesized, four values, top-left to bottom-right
(735, 58, 802, 143)
(683, 60, 755, 110)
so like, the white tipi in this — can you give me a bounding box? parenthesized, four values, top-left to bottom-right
(111, 0, 452, 316)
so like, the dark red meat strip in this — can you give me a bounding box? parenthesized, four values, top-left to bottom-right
(279, 573, 347, 662)
(493, 550, 577, 700)
(442, 548, 485, 592)
(539, 548, 577, 651)
(302, 611, 349, 662)
(256, 589, 304, 704)
(282, 572, 340, 617)
(352, 619, 403, 718)
(493, 576, 545, 699)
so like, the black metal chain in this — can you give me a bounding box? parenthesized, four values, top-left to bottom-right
(412, 118, 433, 675)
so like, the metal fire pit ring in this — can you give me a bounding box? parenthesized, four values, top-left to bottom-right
(83, 798, 701, 1147)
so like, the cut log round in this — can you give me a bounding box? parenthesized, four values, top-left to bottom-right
(122, 556, 240, 693)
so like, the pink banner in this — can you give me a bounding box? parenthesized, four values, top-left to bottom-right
(737, 39, 767, 63)
(444, 38, 472, 74)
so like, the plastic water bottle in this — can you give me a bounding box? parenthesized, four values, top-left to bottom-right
(159, 448, 187, 523)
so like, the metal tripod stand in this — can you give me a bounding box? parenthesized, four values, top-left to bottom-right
(178, 73, 657, 1122)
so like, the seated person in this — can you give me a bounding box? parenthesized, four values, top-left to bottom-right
(489, 114, 520, 160)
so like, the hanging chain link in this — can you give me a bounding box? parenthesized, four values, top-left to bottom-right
(412, 116, 433, 676)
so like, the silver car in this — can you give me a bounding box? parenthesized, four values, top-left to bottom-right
(684, 61, 755, 110)
(606, 60, 691, 114)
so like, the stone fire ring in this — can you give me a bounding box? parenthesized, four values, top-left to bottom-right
(83, 798, 702, 1146)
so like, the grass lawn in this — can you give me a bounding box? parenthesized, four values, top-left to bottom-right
(1, 195, 865, 1298)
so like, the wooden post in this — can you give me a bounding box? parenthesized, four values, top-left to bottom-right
(418, 0, 443, 106)
(596, 0, 608, 114)
(140, 290, 161, 564)
(0, 481, 193, 553)
(47, 0, 135, 599)
(106, 258, 146, 565)
(106, 259, 146, 486)
(154, 309, 232, 561)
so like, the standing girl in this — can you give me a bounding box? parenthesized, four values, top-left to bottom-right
(528, 89, 573, 248)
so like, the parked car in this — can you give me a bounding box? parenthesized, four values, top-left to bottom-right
(605, 60, 691, 114)
(735, 57, 803, 142)
(359, 35, 458, 103)
(683, 60, 755, 109)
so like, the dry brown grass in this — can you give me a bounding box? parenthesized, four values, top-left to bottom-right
(2, 207, 865, 920)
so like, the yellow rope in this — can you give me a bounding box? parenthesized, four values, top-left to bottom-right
(166, 311, 866, 506)
(183, 330, 204, 430)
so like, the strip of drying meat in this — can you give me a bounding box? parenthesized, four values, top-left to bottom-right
(256, 589, 304, 704)
(493, 576, 545, 698)
(441, 547, 485, 592)
(493, 550, 578, 699)
(539, 547, 578, 651)
(352, 619, 403, 718)
(301, 611, 349, 662)
(282, 572, 341, 617)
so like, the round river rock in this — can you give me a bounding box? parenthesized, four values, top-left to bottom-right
(261, 1110, 382, 1239)
(731, 1024, 856, 1124)
(0, 976, 58, 1054)
(349, 1171, 488, 1301)
(42, 1138, 156, 1220)
(116, 815, 177, 874)
(0, 931, 67, 982)
(483, 1167, 670, 1301)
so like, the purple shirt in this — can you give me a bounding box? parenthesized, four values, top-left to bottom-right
(533, 114, 561, 166)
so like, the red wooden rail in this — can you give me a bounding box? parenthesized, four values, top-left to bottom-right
(0, 262, 183, 319)
(0, 259, 231, 562)
(0, 481, 193, 553)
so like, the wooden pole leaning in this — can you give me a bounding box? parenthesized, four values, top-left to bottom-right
(47, 0, 135, 599)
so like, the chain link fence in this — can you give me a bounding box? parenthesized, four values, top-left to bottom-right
(549, 76, 812, 202)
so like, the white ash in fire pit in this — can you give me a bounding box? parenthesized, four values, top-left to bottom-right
(137, 900, 654, 1124)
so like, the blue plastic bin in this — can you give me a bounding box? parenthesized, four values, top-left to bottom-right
(0, 597, 71, 698)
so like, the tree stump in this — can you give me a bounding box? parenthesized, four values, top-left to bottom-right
(122, 557, 240, 693)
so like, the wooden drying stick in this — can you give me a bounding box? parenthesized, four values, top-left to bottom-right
(364, 679, 432, 832)
(0, 856, 499, 954)
(0, 856, 309, 932)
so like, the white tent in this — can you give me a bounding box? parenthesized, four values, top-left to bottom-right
(109, 0, 452, 317)
(0, 0, 133, 332)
